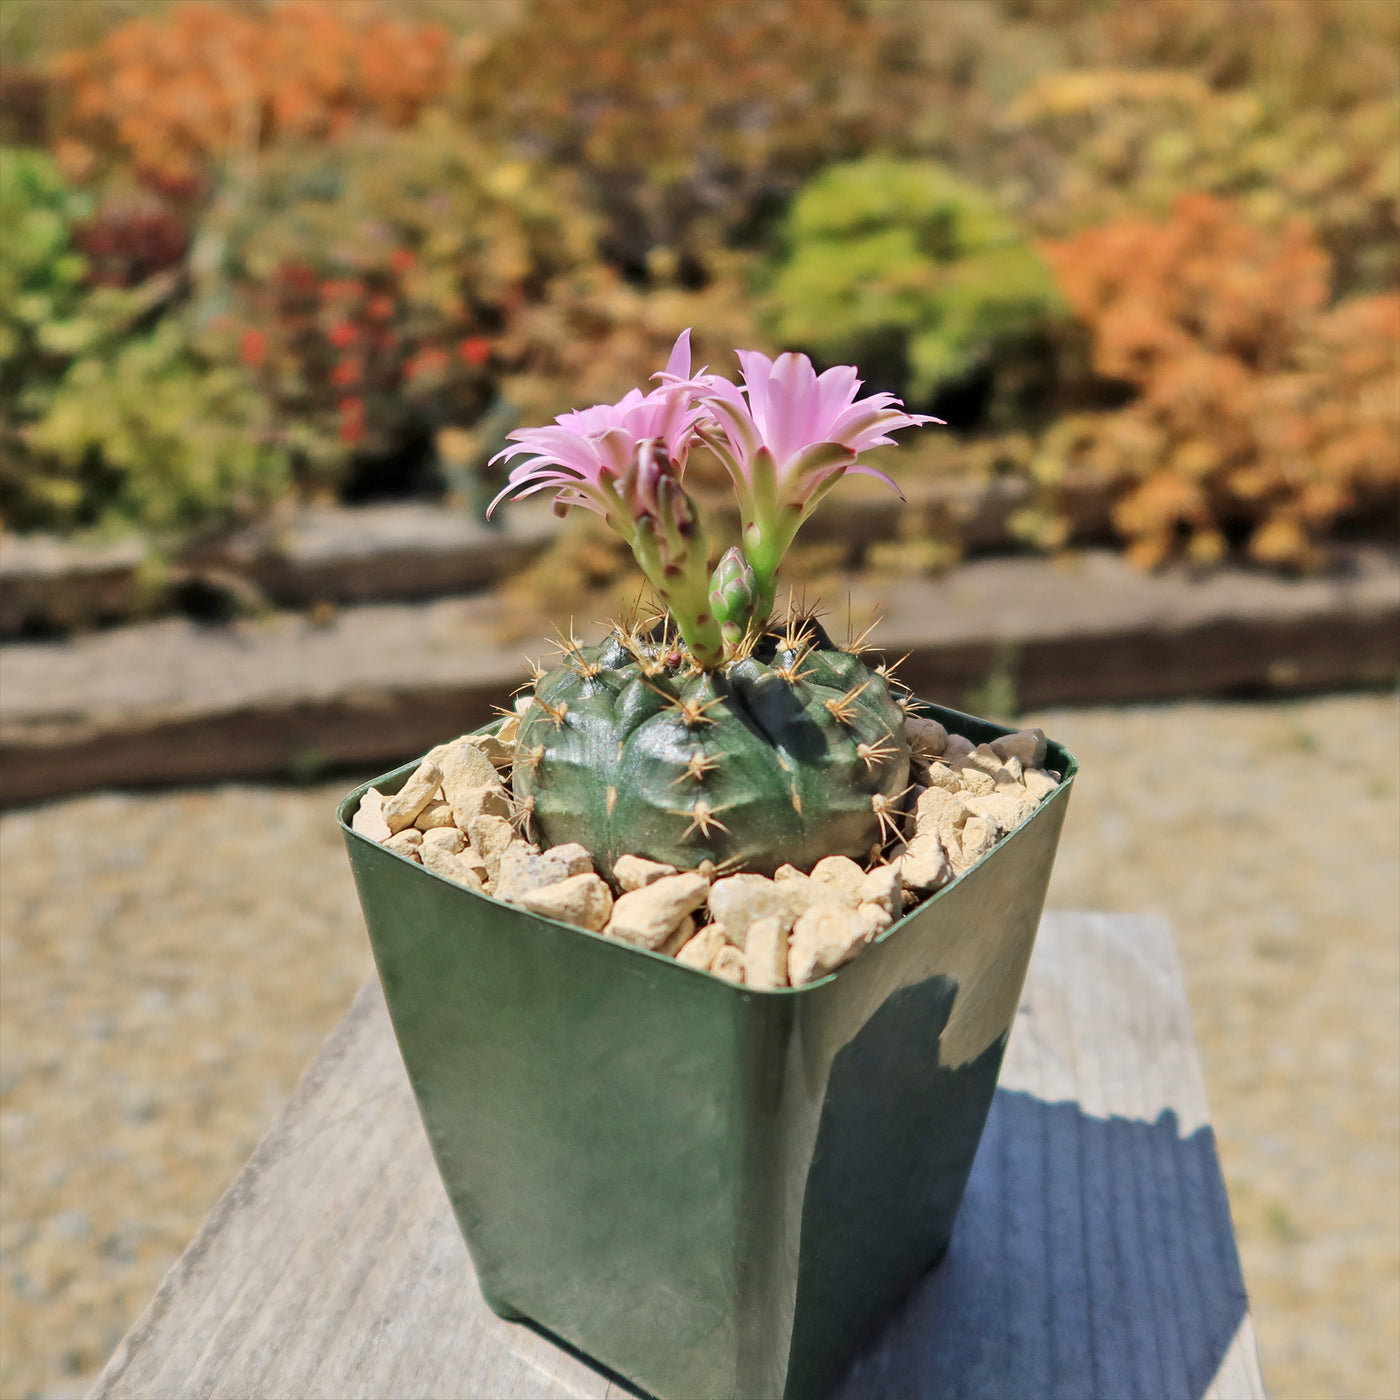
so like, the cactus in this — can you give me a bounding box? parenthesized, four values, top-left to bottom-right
(512, 613, 911, 876)
(492, 332, 935, 876)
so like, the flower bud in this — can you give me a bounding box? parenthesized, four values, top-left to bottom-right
(708, 546, 758, 648)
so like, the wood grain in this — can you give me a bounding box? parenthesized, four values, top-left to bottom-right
(87, 913, 1265, 1400)
(6, 547, 1396, 806)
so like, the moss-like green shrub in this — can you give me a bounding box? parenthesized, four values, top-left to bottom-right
(0, 149, 99, 425)
(764, 158, 1066, 410)
(21, 319, 290, 537)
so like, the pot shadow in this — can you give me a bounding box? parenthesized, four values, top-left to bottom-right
(830, 1090, 1252, 1400)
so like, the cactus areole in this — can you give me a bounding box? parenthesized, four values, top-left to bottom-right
(489, 331, 940, 876)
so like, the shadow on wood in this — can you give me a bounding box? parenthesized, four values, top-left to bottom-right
(835, 1091, 1251, 1399)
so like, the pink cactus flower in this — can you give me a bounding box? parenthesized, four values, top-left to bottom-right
(675, 348, 940, 511)
(664, 346, 939, 598)
(487, 331, 702, 521)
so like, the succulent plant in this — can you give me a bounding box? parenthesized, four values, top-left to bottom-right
(491, 332, 937, 876)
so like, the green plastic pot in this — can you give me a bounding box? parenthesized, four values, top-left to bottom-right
(340, 700, 1076, 1400)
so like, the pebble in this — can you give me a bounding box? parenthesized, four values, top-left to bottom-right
(707, 874, 787, 949)
(809, 855, 866, 895)
(858, 901, 894, 937)
(711, 945, 747, 984)
(382, 828, 424, 859)
(382, 759, 443, 833)
(458, 846, 490, 885)
(431, 735, 500, 795)
(962, 791, 1037, 836)
(950, 765, 996, 797)
(418, 842, 484, 890)
(613, 854, 680, 891)
(914, 785, 969, 834)
(413, 799, 457, 831)
(675, 925, 728, 971)
(466, 815, 518, 886)
(859, 863, 902, 916)
(991, 727, 1047, 769)
(494, 842, 594, 903)
(351, 788, 391, 842)
(420, 826, 466, 855)
(956, 816, 998, 870)
(745, 916, 789, 989)
(941, 733, 975, 765)
(897, 833, 953, 892)
(462, 721, 518, 769)
(434, 737, 510, 829)
(606, 872, 710, 951)
(1024, 769, 1059, 802)
(451, 784, 513, 828)
(994, 754, 1025, 785)
(923, 761, 963, 793)
(905, 714, 949, 759)
(961, 743, 1008, 778)
(517, 873, 613, 931)
(789, 905, 870, 986)
(658, 914, 697, 957)
(777, 873, 860, 921)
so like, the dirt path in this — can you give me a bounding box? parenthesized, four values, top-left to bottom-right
(1, 693, 1395, 1399)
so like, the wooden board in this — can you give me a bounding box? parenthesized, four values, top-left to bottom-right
(6, 547, 1397, 807)
(88, 913, 1265, 1400)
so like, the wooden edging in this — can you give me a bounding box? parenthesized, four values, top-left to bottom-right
(0, 476, 1087, 637)
(2, 546, 1395, 808)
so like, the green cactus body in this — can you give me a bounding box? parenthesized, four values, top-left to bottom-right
(512, 623, 911, 877)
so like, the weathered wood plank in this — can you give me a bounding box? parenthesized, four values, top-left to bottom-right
(89, 912, 1263, 1400)
(6, 548, 1396, 807)
(0, 476, 1080, 637)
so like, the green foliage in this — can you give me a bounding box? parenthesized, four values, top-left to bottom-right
(1, 149, 93, 394)
(765, 158, 1065, 406)
(0, 148, 283, 537)
(21, 318, 290, 536)
(513, 620, 910, 877)
(0, 147, 146, 524)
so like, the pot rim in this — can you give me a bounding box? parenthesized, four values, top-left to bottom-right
(338, 698, 1078, 996)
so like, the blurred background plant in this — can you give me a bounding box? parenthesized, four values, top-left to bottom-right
(1029, 195, 1400, 569)
(763, 156, 1071, 428)
(0, 0, 1394, 561)
(2, 8, 1399, 1400)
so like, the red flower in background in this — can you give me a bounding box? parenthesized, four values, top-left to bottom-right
(389, 248, 417, 274)
(328, 321, 359, 348)
(338, 396, 366, 444)
(239, 328, 269, 368)
(331, 357, 363, 386)
(459, 336, 492, 366)
(405, 345, 450, 380)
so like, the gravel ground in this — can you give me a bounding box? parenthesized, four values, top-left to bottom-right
(1, 692, 1396, 1400)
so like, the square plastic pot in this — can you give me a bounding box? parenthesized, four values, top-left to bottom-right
(339, 700, 1076, 1400)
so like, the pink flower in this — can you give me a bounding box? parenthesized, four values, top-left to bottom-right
(487, 331, 702, 521)
(677, 349, 940, 512)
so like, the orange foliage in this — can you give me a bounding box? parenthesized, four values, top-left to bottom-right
(1040, 195, 1399, 568)
(54, 0, 453, 183)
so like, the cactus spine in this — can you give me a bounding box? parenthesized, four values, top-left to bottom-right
(512, 612, 911, 877)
